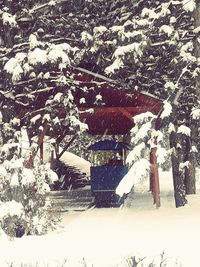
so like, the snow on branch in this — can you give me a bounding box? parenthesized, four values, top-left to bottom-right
(69, 115, 88, 132)
(191, 108, 200, 120)
(30, 114, 42, 125)
(179, 161, 190, 170)
(126, 142, 146, 164)
(29, 0, 69, 14)
(2, 12, 17, 27)
(3, 41, 75, 83)
(132, 122, 152, 143)
(156, 147, 168, 165)
(0, 200, 24, 219)
(133, 112, 156, 124)
(1, 143, 20, 155)
(159, 25, 174, 37)
(0, 90, 15, 100)
(182, 0, 196, 12)
(160, 101, 172, 119)
(177, 125, 191, 136)
(76, 67, 119, 86)
(105, 40, 148, 74)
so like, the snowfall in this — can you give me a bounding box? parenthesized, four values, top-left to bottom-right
(1, 151, 200, 267)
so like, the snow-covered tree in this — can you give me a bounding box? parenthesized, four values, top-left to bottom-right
(0, 0, 87, 237)
(79, 0, 200, 207)
(82, 0, 200, 208)
(1, 0, 200, 220)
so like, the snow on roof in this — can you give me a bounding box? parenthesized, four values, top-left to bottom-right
(28, 136, 91, 175)
(59, 150, 90, 175)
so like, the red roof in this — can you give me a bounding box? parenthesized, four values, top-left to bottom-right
(15, 67, 163, 136)
(73, 67, 162, 135)
(80, 106, 161, 135)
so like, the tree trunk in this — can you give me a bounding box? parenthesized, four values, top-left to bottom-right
(3, 0, 15, 48)
(184, 134, 196, 194)
(194, 4, 200, 98)
(185, 153, 196, 194)
(182, 4, 200, 194)
(169, 131, 187, 208)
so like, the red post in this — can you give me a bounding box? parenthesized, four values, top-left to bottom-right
(40, 141, 44, 163)
(150, 146, 160, 208)
(24, 122, 49, 168)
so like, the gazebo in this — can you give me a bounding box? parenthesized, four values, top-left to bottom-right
(15, 67, 163, 207)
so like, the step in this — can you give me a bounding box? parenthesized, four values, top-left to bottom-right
(50, 201, 94, 212)
(50, 197, 94, 203)
(49, 186, 92, 198)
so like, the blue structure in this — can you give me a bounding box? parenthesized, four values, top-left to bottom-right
(88, 140, 128, 207)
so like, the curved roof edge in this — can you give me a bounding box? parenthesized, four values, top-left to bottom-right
(88, 140, 129, 151)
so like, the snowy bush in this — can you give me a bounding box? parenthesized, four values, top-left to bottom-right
(0, 200, 26, 238)
(0, 155, 59, 237)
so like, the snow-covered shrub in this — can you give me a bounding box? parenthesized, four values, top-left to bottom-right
(0, 153, 59, 237)
(0, 200, 26, 237)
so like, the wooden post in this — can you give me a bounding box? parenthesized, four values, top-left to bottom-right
(24, 154, 34, 169)
(40, 141, 44, 163)
(150, 146, 160, 208)
(150, 117, 161, 208)
(24, 122, 49, 168)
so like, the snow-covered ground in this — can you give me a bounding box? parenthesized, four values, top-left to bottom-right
(0, 169, 200, 267)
